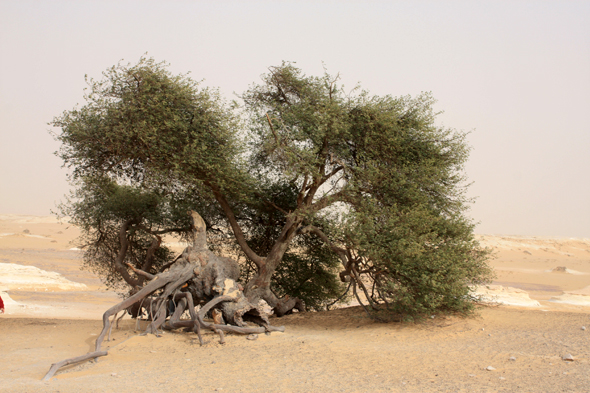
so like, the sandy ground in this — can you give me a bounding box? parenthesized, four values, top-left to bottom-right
(1, 215, 589, 392)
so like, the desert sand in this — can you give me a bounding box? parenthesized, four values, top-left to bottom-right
(1, 215, 589, 392)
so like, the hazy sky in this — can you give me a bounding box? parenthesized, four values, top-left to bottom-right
(1, 1, 588, 237)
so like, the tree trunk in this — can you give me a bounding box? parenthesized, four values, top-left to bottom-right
(243, 219, 306, 316)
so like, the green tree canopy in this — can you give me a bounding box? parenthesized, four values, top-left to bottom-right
(53, 57, 492, 317)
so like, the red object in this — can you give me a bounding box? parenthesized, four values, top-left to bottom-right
(0, 295, 4, 313)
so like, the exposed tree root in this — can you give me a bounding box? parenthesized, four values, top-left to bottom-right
(43, 266, 284, 381)
(43, 211, 285, 381)
(43, 351, 108, 381)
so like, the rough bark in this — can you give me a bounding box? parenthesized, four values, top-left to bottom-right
(241, 216, 306, 316)
(43, 210, 283, 381)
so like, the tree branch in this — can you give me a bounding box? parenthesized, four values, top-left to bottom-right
(301, 225, 378, 311)
(266, 113, 280, 145)
(298, 225, 348, 268)
(254, 192, 289, 215)
(317, 164, 344, 191)
(140, 234, 162, 273)
(114, 219, 142, 288)
(296, 175, 309, 207)
(150, 227, 192, 235)
(309, 188, 348, 212)
(207, 183, 265, 268)
(126, 262, 156, 281)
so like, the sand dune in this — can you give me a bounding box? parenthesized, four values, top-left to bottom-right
(477, 234, 590, 254)
(0, 214, 67, 224)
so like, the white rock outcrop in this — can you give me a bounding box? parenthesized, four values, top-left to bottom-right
(472, 285, 541, 307)
(0, 263, 87, 291)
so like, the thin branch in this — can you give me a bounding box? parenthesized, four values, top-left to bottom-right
(352, 280, 370, 316)
(326, 281, 352, 310)
(350, 264, 377, 310)
(150, 227, 192, 235)
(266, 113, 280, 145)
(328, 72, 340, 100)
(159, 253, 183, 273)
(322, 163, 344, 184)
(114, 219, 141, 288)
(254, 192, 289, 215)
(309, 189, 348, 212)
(126, 262, 155, 281)
(296, 175, 309, 207)
(298, 225, 348, 268)
(140, 234, 162, 273)
(322, 173, 346, 198)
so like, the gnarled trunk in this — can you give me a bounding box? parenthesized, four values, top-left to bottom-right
(43, 211, 283, 381)
(243, 219, 306, 316)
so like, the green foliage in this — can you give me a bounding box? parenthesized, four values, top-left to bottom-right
(349, 201, 492, 316)
(58, 177, 173, 292)
(58, 175, 221, 293)
(340, 93, 493, 316)
(52, 56, 249, 292)
(53, 57, 247, 194)
(53, 57, 492, 316)
(271, 237, 345, 311)
(242, 63, 492, 316)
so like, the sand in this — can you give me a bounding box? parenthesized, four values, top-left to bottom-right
(1, 216, 589, 392)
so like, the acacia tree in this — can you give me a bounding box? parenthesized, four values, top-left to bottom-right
(53, 57, 492, 319)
